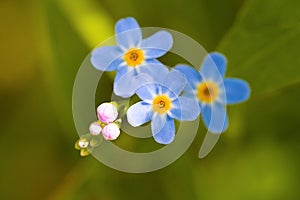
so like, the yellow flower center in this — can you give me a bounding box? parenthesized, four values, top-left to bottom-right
(124, 48, 144, 67)
(152, 95, 171, 114)
(197, 81, 219, 103)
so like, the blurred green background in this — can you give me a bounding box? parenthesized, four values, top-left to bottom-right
(1, 0, 300, 199)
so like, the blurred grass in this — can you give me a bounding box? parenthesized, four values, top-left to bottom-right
(1, 0, 300, 199)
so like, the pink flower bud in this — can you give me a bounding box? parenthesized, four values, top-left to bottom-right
(89, 122, 102, 135)
(102, 123, 120, 140)
(97, 102, 118, 124)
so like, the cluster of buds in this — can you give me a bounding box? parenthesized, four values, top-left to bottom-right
(74, 135, 103, 157)
(75, 138, 90, 156)
(89, 102, 121, 140)
(75, 102, 122, 157)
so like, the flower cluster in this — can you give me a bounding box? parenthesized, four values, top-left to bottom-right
(75, 17, 251, 155)
(90, 102, 121, 140)
(74, 135, 103, 157)
(75, 102, 121, 156)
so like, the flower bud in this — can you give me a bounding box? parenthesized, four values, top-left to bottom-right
(80, 148, 90, 157)
(102, 123, 120, 140)
(89, 122, 102, 135)
(78, 138, 89, 148)
(97, 102, 118, 124)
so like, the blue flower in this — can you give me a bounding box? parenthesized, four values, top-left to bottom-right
(126, 69, 200, 144)
(174, 52, 250, 134)
(91, 17, 173, 98)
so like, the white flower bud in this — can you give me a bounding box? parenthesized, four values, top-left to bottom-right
(97, 102, 118, 124)
(78, 138, 89, 148)
(89, 122, 102, 135)
(102, 123, 120, 140)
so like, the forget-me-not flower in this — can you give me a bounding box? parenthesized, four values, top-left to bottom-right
(126, 69, 200, 144)
(174, 52, 250, 134)
(91, 17, 173, 98)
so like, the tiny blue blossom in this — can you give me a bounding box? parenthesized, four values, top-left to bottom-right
(174, 52, 250, 134)
(91, 17, 173, 98)
(126, 69, 200, 144)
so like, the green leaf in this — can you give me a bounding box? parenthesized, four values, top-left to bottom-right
(99, 0, 244, 50)
(218, 0, 300, 98)
(55, 0, 114, 48)
(35, 0, 114, 136)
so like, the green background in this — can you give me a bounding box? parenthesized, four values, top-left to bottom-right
(1, 0, 299, 199)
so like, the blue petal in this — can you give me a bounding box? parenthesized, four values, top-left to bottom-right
(127, 102, 152, 127)
(113, 69, 136, 98)
(144, 58, 161, 64)
(174, 64, 202, 89)
(132, 73, 157, 100)
(136, 83, 159, 102)
(224, 78, 250, 105)
(202, 103, 228, 134)
(161, 70, 186, 97)
(169, 96, 200, 121)
(138, 62, 169, 82)
(201, 52, 227, 81)
(151, 115, 175, 144)
(133, 72, 155, 84)
(151, 113, 167, 135)
(115, 17, 142, 49)
(115, 66, 129, 83)
(141, 31, 173, 58)
(91, 46, 123, 71)
(182, 85, 197, 98)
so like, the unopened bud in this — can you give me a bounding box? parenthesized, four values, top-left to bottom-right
(97, 102, 118, 124)
(78, 138, 89, 148)
(102, 123, 120, 140)
(89, 122, 102, 135)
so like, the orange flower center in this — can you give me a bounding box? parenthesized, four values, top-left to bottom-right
(197, 81, 219, 103)
(152, 95, 171, 114)
(124, 48, 144, 67)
